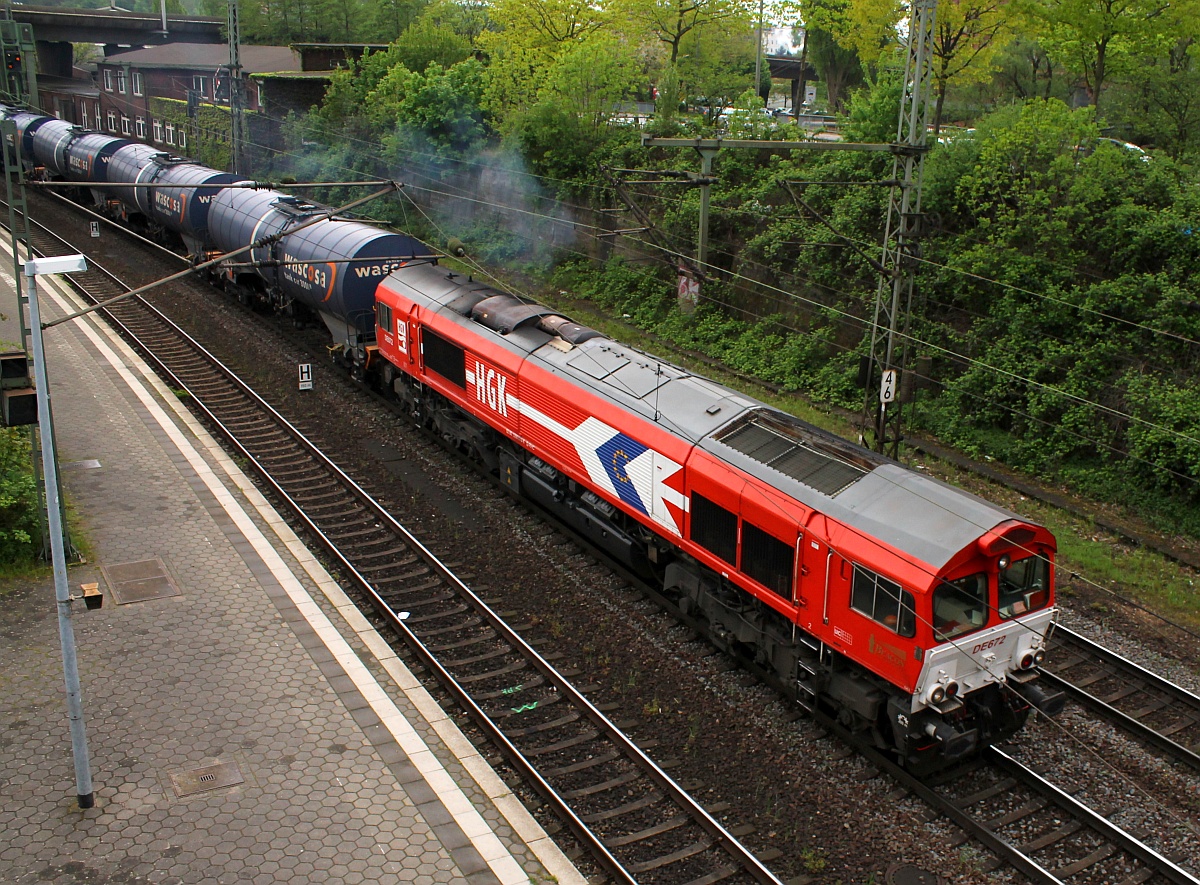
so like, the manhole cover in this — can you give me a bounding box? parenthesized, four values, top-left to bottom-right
(886, 863, 941, 885)
(169, 760, 245, 797)
(101, 558, 180, 605)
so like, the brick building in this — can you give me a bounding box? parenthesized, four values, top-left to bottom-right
(92, 44, 298, 156)
(35, 42, 378, 171)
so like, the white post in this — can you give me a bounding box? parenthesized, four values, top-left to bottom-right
(24, 254, 93, 809)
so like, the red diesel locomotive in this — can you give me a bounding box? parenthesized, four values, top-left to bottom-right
(369, 261, 1066, 769)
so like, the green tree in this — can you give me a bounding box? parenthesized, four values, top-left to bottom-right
(514, 37, 643, 187)
(799, 0, 865, 110)
(1016, 0, 1187, 111)
(1117, 38, 1200, 155)
(377, 59, 489, 159)
(991, 34, 1061, 101)
(805, 26, 864, 110)
(483, 0, 610, 53)
(368, 0, 429, 41)
(614, 0, 754, 63)
(482, 45, 554, 133)
(393, 10, 474, 71)
(678, 23, 758, 112)
(929, 0, 1011, 131)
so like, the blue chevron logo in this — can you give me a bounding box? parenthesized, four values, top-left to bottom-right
(595, 433, 648, 514)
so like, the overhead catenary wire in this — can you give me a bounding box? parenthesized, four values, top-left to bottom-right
(390, 167, 1200, 470)
(38, 101, 1200, 631)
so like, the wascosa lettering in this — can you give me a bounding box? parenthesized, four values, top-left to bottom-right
(353, 260, 409, 279)
(154, 190, 184, 218)
(281, 253, 335, 296)
(470, 358, 509, 417)
(68, 155, 91, 174)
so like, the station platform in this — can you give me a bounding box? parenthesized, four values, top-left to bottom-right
(0, 254, 585, 884)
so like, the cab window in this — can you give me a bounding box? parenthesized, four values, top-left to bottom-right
(999, 556, 1050, 618)
(850, 564, 915, 638)
(376, 301, 392, 332)
(933, 573, 988, 640)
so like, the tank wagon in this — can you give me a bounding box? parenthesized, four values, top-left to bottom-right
(0, 105, 1067, 769)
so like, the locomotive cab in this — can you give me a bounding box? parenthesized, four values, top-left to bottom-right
(889, 522, 1066, 768)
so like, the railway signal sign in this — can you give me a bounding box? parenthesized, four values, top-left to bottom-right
(880, 369, 897, 403)
(298, 363, 313, 390)
(89, 222, 99, 238)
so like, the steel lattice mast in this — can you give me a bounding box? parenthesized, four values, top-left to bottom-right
(860, 0, 938, 458)
(227, 0, 246, 175)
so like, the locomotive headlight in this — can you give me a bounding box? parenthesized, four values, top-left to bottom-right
(929, 685, 946, 704)
(998, 554, 1011, 570)
(945, 680, 959, 699)
(1020, 652, 1035, 670)
(1033, 649, 1046, 666)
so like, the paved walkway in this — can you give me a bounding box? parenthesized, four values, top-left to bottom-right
(0, 255, 584, 885)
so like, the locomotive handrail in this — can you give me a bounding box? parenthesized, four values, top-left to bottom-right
(41, 181, 400, 330)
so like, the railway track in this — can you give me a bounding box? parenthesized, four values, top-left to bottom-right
(19, 192, 1200, 884)
(857, 740, 1199, 885)
(15, 214, 785, 885)
(1041, 624, 1200, 772)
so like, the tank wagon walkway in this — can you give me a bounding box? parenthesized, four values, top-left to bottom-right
(0, 250, 583, 884)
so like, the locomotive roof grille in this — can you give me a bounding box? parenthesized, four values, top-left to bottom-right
(716, 414, 869, 497)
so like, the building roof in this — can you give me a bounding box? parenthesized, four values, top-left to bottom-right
(104, 44, 300, 74)
(288, 43, 390, 50)
(252, 70, 334, 80)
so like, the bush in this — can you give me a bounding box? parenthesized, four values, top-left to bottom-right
(0, 428, 40, 565)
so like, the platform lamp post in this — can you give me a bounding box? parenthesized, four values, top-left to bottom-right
(24, 254, 94, 809)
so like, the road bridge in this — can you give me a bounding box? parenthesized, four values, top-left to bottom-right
(12, 5, 223, 77)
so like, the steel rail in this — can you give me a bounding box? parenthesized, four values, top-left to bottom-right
(988, 746, 1200, 885)
(1042, 624, 1200, 772)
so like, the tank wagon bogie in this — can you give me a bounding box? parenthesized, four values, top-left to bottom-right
(0, 104, 1066, 770)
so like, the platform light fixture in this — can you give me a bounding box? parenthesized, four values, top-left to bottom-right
(23, 253, 95, 809)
